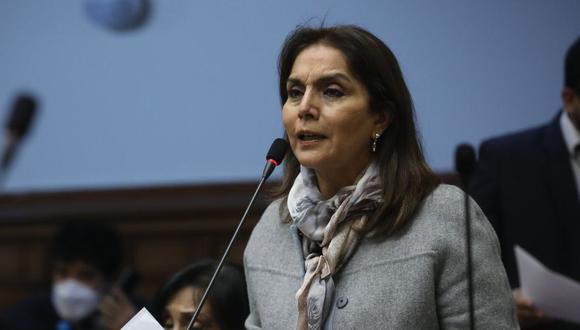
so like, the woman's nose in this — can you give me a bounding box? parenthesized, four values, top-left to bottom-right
(298, 90, 320, 119)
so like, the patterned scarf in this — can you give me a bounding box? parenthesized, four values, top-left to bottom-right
(287, 162, 383, 330)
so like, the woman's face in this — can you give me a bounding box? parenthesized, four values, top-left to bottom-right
(163, 286, 220, 330)
(283, 43, 387, 189)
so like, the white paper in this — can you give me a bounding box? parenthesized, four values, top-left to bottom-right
(121, 307, 164, 330)
(515, 245, 580, 324)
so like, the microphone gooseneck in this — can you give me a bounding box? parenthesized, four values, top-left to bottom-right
(455, 143, 477, 330)
(186, 138, 288, 330)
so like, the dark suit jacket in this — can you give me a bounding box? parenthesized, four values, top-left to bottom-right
(470, 112, 580, 329)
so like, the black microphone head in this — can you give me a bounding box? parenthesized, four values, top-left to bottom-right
(6, 94, 37, 139)
(455, 143, 477, 176)
(266, 138, 289, 165)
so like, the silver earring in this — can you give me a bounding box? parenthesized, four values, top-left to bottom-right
(372, 132, 381, 153)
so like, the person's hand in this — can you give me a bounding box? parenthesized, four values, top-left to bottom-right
(513, 288, 549, 328)
(99, 287, 137, 330)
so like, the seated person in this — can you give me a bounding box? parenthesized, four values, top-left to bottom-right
(152, 260, 249, 330)
(0, 220, 139, 330)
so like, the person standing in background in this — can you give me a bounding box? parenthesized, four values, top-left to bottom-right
(471, 36, 580, 329)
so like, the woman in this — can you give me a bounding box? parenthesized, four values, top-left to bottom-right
(243, 25, 518, 329)
(152, 260, 249, 330)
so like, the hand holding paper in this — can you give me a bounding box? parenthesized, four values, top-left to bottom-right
(515, 245, 580, 325)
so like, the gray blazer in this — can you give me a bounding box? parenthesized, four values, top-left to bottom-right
(244, 184, 519, 329)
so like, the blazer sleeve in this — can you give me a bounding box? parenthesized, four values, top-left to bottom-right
(435, 193, 519, 329)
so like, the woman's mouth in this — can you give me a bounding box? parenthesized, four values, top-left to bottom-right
(298, 132, 326, 141)
(297, 132, 326, 146)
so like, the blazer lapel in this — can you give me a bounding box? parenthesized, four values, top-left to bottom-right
(541, 112, 580, 277)
(542, 114, 580, 217)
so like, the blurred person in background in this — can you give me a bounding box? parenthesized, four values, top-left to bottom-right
(0, 220, 141, 330)
(151, 260, 249, 330)
(471, 36, 580, 329)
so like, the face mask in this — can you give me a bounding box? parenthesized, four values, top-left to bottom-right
(52, 279, 100, 322)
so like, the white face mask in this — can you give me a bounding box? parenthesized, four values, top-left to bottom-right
(51, 279, 100, 322)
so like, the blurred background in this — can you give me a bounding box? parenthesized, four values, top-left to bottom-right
(1, 0, 579, 191)
(0, 0, 579, 321)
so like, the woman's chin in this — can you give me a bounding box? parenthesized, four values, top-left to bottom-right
(294, 155, 326, 171)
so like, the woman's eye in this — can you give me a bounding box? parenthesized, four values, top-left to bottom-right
(288, 88, 303, 99)
(324, 88, 344, 98)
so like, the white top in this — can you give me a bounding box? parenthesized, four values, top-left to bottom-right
(559, 111, 580, 199)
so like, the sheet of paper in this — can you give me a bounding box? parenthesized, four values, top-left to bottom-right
(515, 245, 580, 324)
(121, 307, 164, 330)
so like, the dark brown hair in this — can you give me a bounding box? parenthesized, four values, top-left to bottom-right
(273, 25, 440, 236)
(50, 220, 122, 280)
(151, 260, 249, 330)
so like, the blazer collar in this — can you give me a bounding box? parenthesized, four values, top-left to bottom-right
(541, 111, 580, 223)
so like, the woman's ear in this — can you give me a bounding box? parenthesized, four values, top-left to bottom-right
(372, 111, 390, 136)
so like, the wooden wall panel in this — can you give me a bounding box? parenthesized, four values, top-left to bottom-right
(0, 175, 459, 310)
(0, 181, 269, 310)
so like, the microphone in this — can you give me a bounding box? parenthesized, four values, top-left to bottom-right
(186, 138, 288, 330)
(262, 138, 289, 179)
(1, 94, 38, 187)
(455, 143, 477, 187)
(454, 143, 477, 330)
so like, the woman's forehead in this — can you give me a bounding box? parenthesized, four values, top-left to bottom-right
(291, 45, 349, 75)
(288, 45, 362, 88)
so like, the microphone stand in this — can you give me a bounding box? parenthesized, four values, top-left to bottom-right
(0, 170, 6, 191)
(463, 182, 474, 330)
(186, 159, 278, 330)
(455, 143, 476, 330)
(0, 140, 15, 191)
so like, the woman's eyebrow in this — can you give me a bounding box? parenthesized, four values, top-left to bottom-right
(171, 308, 195, 318)
(287, 72, 352, 86)
(286, 77, 303, 87)
(318, 72, 352, 84)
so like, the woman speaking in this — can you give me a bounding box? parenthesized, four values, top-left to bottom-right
(244, 25, 518, 329)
